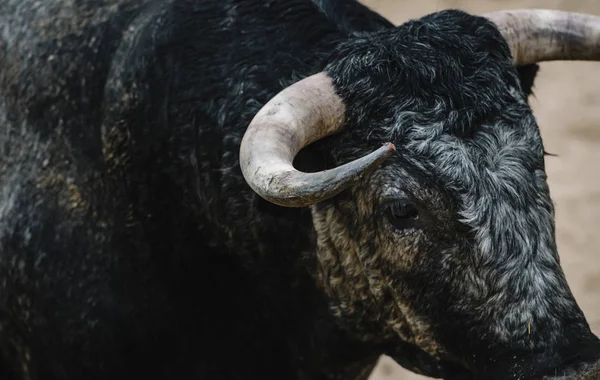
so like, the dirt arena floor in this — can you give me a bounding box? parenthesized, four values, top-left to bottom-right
(362, 1, 600, 379)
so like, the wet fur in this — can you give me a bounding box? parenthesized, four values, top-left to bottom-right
(0, 0, 596, 379)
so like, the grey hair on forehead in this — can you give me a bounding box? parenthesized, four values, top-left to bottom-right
(389, 96, 574, 344)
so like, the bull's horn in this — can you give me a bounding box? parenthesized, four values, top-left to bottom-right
(484, 9, 600, 66)
(239, 72, 396, 208)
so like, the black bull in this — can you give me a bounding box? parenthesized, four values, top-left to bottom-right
(1, 0, 600, 379)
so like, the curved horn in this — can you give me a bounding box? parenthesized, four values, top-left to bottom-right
(239, 72, 396, 208)
(483, 9, 600, 66)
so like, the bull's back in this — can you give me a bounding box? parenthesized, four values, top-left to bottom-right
(0, 0, 381, 378)
(0, 0, 326, 378)
(0, 1, 165, 378)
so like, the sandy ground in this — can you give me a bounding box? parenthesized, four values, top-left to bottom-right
(361, 1, 600, 379)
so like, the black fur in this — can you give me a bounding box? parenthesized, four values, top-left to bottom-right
(0, 0, 596, 379)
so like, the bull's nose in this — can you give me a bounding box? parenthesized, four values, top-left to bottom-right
(572, 359, 600, 379)
(544, 360, 600, 379)
(465, 335, 600, 380)
(544, 340, 600, 379)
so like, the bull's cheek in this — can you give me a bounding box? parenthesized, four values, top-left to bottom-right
(375, 252, 447, 360)
(310, 204, 446, 359)
(311, 203, 396, 341)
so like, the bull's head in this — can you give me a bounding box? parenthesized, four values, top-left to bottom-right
(239, 9, 600, 379)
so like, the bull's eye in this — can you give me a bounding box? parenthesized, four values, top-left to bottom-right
(384, 200, 421, 230)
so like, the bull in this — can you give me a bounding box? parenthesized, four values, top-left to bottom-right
(1, 0, 600, 379)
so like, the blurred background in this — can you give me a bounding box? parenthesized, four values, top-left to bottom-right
(361, 1, 600, 379)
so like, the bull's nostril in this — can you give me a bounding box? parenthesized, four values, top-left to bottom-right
(550, 359, 600, 380)
(545, 341, 600, 379)
(577, 360, 600, 379)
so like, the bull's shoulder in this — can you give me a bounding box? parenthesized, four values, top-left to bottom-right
(0, 0, 150, 83)
(0, 0, 162, 256)
(0, 1, 156, 175)
(0, 0, 150, 66)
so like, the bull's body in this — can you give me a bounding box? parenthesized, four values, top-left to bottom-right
(2, 0, 600, 379)
(0, 0, 403, 379)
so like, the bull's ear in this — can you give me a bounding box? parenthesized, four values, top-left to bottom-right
(516, 63, 540, 100)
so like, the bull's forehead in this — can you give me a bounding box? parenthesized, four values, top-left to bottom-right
(389, 103, 574, 342)
(394, 99, 546, 200)
(381, 98, 556, 266)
